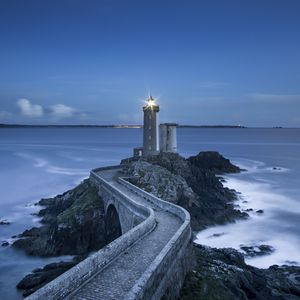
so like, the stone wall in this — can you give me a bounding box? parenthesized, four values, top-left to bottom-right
(118, 178, 192, 300)
(26, 167, 192, 300)
(90, 170, 150, 233)
(26, 170, 155, 300)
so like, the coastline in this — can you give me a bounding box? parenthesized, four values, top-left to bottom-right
(195, 159, 300, 269)
(2, 151, 300, 298)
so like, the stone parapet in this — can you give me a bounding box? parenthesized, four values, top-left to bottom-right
(118, 178, 192, 300)
(26, 166, 192, 300)
(26, 170, 155, 300)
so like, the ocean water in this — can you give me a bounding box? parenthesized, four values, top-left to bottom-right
(183, 128, 300, 268)
(0, 127, 299, 298)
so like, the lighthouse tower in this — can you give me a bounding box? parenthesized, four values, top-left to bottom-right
(143, 95, 159, 156)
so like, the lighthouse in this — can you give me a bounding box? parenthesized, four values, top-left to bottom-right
(142, 95, 159, 156)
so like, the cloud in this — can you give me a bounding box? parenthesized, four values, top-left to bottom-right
(17, 99, 44, 117)
(199, 81, 228, 88)
(50, 104, 77, 118)
(249, 93, 300, 102)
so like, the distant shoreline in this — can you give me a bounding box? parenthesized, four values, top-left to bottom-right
(1, 124, 295, 129)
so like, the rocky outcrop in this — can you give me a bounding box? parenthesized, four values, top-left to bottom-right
(123, 152, 247, 231)
(13, 179, 106, 257)
(187, 151, 241, 174)
(126, 160, 198, 206)
(13, 180, 107, 296)
(14, 151, 299, 299)
(0, 219, 10, 225)
(180, 244, 300, 300)
(240, 244, 275, 257)
(17, 256, 85, 297)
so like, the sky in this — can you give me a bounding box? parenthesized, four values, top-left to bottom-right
(0, 0, 299, 127)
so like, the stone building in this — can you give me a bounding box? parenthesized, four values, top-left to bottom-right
(159, 123, 178, 153)
(133, 95, 177, 158)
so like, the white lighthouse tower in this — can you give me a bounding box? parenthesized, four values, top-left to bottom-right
(142, 95, 159, 156)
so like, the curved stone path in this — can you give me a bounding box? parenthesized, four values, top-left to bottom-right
(68, 168, 182, 300)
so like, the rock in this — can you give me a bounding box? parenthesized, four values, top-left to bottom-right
(126, 160, 198, 206)
(13, 179, 107, 257)
(240, 244, 275, 257)
(208, 232, 226, 238)
(17, 256, 85, 297)
(219, 177, 226, 183)
(180, 243, 300, 300)
(285, 261, 299, 265)
(1, 241, 9, 247)
(187, 151, 242, 174)
(0, 219, 10, 225)
(123, 152, 248, 231)
(256, 209, 264, 214)
(246, 208, 253, 212)
(14, 179, 109, 296)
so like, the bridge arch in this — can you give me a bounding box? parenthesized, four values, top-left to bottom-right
(105, 204, 122, 244)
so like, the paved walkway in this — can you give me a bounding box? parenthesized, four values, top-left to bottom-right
(68, 169, 182, 300)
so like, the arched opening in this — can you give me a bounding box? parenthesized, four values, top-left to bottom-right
(105, 204, 122, 244)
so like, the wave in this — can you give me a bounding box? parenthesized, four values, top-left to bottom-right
(232, 158, 290, 174)
(46, 166, 89, 176)
(14, 152, 90, 176)
(14, 152, 48, 168)
(195, 158, 300, 268)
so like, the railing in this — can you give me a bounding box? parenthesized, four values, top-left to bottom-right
(90, 170, 151, 220)
(26, 170, 155, 300)
(118, 178, 191, 300)
(26, 166, 192, 300)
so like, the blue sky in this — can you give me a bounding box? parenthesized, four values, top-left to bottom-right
(0, 0, 299, 126)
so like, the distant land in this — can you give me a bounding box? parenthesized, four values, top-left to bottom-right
(0, 124, 292, 129)
(0, 124, 142, 128)
(0, 124, 248, 129)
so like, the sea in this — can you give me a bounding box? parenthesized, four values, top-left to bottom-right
(0, 127, 299, 299)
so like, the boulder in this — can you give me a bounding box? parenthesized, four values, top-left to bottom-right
(123, 152, 248, 231)
(0, 219, 10, 225)
(180, 243, 300, 300)
(240, 244, 275, 257)
(188, 151, 242, 174)
(17, 257, 85, 297)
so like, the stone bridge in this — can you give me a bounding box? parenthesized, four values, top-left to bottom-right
(26, 166, 192, 300)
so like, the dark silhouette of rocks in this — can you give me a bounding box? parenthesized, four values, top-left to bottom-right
(180, 244, 300, 300)
(123, 151, 248, 231)
(187, 151, 242, 174)
(240, 244, 275, 257)
(17, 256, 85, 297)
(13, 180, 106, 257)
(0, 219, 10, 225)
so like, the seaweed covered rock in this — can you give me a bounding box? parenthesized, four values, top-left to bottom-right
(180, 244, 300, 300)
(13, 179, 106, 256)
